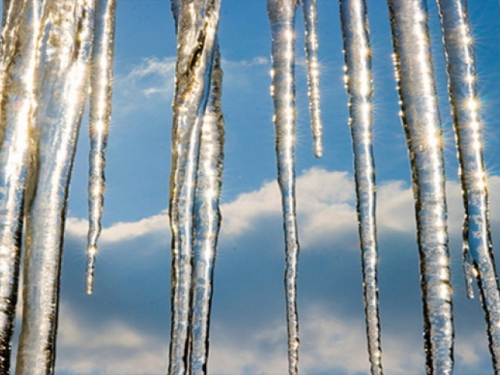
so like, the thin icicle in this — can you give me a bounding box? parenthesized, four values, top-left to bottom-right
(168, 1, 221, 374)
(86, 0, 116, 295)
(188, 45, 224, 375)
(300, 0, 322, 157)
(0, 0, 42, 371)
(15, 0, 95, 373)
(387, 0, 453, 373)
(436, 0, 500, 369)
(267, 1, 300, 374)
(339, 1, 382, 373)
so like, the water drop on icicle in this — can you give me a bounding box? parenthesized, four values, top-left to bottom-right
(267, 1, 300, 374)
(339, 1, 383, 373)
(189, 45, 224, 375)
(16, 1, 95, 372)
(436, 0, 500, 369)
(0, 1, 42, 371)
(86, 0, 116, 296)
(387, 1, 454, 373)
(300, 0, 322, 157)
(168, 1, 221, 373)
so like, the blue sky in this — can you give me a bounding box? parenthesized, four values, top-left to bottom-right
(10, 0, 500, 374)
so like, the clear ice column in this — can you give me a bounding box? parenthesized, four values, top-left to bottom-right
(188, 46, 224, 375)
(16, 0, 95, 373)
(436, 0, 500, 369)
(0, 0, 42, 371)
(339, 0, 383, 373)
(387, 0, 454, 373)
(86, 0, 117, 295)
(168, 1, 221, 374)
(267, 1, 301, 374)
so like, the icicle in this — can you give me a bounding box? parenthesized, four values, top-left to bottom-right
(339, 1, 383, 373)
(15, 0, 95, 372)
(168, 1, 221, 374)
(86, 0, 116, 295)
(188, 45, 224, 375)
(0, 0, 42, 371)
(387, 1, 453, 373)
(267, 1, 301, 374)
(300, 0, 322, 157)
(436, 0, 500, 369)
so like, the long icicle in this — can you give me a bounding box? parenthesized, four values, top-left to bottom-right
(188, 44, 224, 375)
(168, 1, 221, 373)
(16, 0, 96, 372)
(436, 0, 500, 369)
(387, 0, 454, 373)
(339, 1, 383, 373)
(0, 0, 42, 371)
(267, 1, 301, 373)
(300, 0, 322, 157)
(86, 0, 117, 295)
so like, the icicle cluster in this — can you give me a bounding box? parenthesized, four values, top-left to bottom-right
(167, 1, 224, 374)
(0, 0, 500, 374)
(0, 0, 116, 372)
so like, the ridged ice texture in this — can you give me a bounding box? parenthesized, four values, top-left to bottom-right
(0, 1, 41, 371)
(188, 46, 224, 375)
(268, 1, 300, 374)
(339, 1, 383, 373)
(300, 0, 322, 157)
(436, 0, 500, 369)
(15, 0, 95, 373)
(387, 1, 454, 373)
(86, 0, 116, 295)
(168, 1, 221, 374)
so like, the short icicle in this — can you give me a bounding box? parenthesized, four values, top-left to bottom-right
(267, 1, 301, 373)
(188, 45, 224, 375)
(15, 0, 96, 373)
(387, 0, 454, 373)
(339, 0, 383, 373)
(168, 1, 221, 374)
(0, 0, 42, 371)
(86, 0, 117, 295)
(300, 0, 322, 157)
(436, 0, 500, 369)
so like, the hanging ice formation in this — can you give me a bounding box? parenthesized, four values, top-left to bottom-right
(86, 0, 116, 295)
(436, 0, 500, 370)
(388, 0, 454, 373)
(339, 1, 383, 374)
(0, 0, 117, 372)
(0, 0, 500, 374)
(167, 0, 223, 374)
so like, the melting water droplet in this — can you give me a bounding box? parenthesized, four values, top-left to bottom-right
(339, 0, 383, 373)
(436, 0, 500, 369)
(268, 0, 300, 373)
(300, 0, 322, 157)
(387, 0, 454, 373)
(86, 0, 116, 296)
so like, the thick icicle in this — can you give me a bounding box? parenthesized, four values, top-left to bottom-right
(15, 0, 95, 373)
(0, 0, 42, 371)
(86, 0, 116, 295)
(267, 1, 301, 374)
(387, 1, 454, 373)
(436, 0, 500, 369)
(188, 45, 224, 375)
(339, 1, 383, 373)
(300, 0, 322, 157)
(168, 1, 221, 374)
